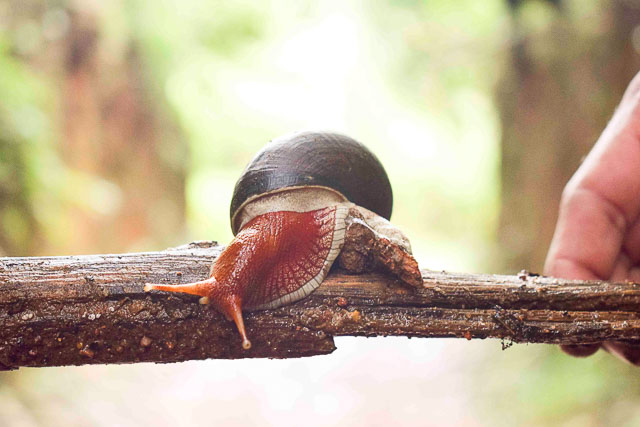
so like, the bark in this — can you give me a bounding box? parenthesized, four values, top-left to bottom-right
(1, 241, 640, 370)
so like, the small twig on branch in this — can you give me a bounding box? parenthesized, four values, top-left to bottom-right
(1, 241, 640, 370)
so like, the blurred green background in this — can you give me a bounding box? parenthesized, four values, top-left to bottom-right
(2, 0, 640, 426)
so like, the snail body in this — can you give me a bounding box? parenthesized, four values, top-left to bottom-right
(145, 131, 416, 350)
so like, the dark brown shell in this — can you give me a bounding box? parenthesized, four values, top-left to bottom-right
(230, 131, 393, 235)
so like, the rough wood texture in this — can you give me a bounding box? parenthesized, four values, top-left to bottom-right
(1, 241, 640, 370)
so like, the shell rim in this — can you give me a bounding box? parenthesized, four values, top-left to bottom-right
(230, 184, 348, 235)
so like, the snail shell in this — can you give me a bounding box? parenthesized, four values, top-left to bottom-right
(230, 131, 393, 235)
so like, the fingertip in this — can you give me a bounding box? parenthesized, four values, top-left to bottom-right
(603, 342, 640, 366)
(545, 182, 628, 282)
(621, 71, 640, 104)
(544, 257, 601, 282)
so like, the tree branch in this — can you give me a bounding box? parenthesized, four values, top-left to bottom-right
(1, 241, 639, 370)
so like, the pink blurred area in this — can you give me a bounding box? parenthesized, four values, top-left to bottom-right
(3, 338, 493, 426)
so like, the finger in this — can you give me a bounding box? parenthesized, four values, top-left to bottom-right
(630, 267, 640, 282)
(545, 72, 640, 362)
(603, 342, 640, 366)
(545, 75, 640, 280)
(575, 84, 640, 225)
(607, 251, 640, 283)
(623, 219, 640, 264)
(610, 251, 633, 281)
(619, 71, 640, 104)
(610, 251, 640, 282)
(544, 186, 626, 280)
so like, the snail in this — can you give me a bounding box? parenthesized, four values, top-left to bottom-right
(144, 131, 421, 350)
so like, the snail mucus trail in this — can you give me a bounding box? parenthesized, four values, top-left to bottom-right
(145, 131, 421, 350)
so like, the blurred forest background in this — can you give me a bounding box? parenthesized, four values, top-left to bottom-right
(2, 0, 640, 426)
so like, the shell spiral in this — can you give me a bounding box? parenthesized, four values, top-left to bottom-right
(230, 131, 393, 235)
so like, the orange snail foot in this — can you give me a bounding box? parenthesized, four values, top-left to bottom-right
(144, 278, 251, 350)
(144, 207, 344, 350)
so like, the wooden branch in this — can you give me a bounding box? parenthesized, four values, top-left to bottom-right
(1, 241, 640, 370)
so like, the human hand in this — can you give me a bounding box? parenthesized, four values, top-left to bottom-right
(544, 72, 640, 364)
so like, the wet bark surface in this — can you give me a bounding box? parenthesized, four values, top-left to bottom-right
(1, 241, 640, 370)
